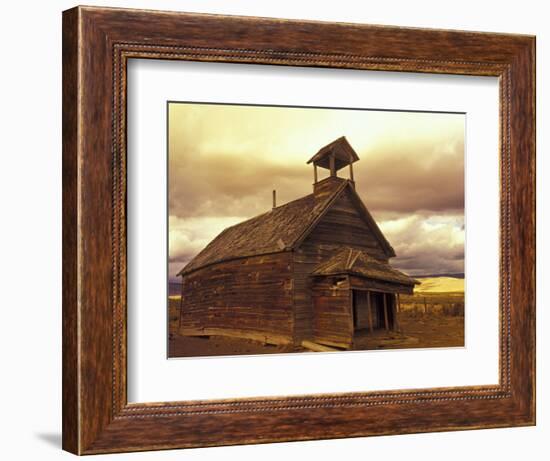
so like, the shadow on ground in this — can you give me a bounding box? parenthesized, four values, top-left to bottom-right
(36, 432, 62, 448)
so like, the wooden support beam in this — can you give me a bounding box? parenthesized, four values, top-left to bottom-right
(345, 248, 354, 269)
(314, 164, 318, 183)
(329, 154, 336, 177)
(347, 250, 361, 270)
(178, 278, 184, 330)
(349, 288, 355, 338)
(393, 293, 401, 332)
(349, 161, 354, 181)
(383, 293, 390, 331)
(366, 291, 374, 333)
(301, 340, 341, 352)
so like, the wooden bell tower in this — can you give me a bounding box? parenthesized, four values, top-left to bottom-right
(307, 136, 360, 190)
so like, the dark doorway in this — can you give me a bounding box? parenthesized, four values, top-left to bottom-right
(352, 290, 394, 331)
(352, 290, 370, 330)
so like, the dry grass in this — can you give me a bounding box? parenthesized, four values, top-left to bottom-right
(400, 291, 464, 317)
(415, 277, 464, 293)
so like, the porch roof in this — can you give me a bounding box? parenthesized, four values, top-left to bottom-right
(311, 247, 419, 287)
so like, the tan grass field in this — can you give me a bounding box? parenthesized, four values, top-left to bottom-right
(415, 276, 464, 293)
(400, 277, 464, 317)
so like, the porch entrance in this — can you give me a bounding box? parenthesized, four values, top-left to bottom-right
(352, 290, 395, 332)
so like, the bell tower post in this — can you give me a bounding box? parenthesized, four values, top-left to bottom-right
(307, 136, 360, 192)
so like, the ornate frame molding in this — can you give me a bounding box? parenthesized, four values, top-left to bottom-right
(63, 6, 535, 454)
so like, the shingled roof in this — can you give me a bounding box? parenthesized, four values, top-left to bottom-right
(178, 179, 394, 276)
(312, 246, 418, 286)
(307, 136, 360, 171)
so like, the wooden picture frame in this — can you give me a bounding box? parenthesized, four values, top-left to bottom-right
(62, 5, 535, 455)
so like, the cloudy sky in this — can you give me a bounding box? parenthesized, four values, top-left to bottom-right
(168, 102, 464, 280)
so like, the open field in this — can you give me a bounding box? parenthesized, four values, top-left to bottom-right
(168, 288, 465, 357)
(415, 276, 464, 293)
(399, 290, 465, 317)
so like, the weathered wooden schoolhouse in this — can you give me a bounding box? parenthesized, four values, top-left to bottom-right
(177, 136, 418, 349)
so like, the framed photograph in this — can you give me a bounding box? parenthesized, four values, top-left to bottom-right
(62, 6, 535, 454)
(166, 103, 465, 359)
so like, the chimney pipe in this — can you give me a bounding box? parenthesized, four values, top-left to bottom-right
(272, 190, 276, 209)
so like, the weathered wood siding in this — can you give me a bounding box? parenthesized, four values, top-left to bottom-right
(293, 188, 389, 343)
(179, 252, 294, 345)
(311, 276, 352, 348)
(310, 188, 389, 259)
(349, 275, 414, 294)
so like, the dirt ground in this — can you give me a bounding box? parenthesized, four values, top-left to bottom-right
(168, 296, 464, 357)
(169, 335, 295, 357)
(398, 313, 464, 348)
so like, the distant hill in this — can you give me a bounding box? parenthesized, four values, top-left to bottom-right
(414, 273, 464, 279)
(415, 276, 464, 293)
(168, 281, 181, 297)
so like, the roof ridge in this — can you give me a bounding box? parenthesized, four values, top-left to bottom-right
(177, 189, 327, 276)
(198, 192, 315, 238)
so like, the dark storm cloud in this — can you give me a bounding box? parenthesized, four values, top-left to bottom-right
(169, 128, 464, 219)
(169, 151, 311, 218)
(354, 137, 464, 214)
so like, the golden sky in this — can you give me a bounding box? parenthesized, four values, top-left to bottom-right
(168, 102, 464, 280)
